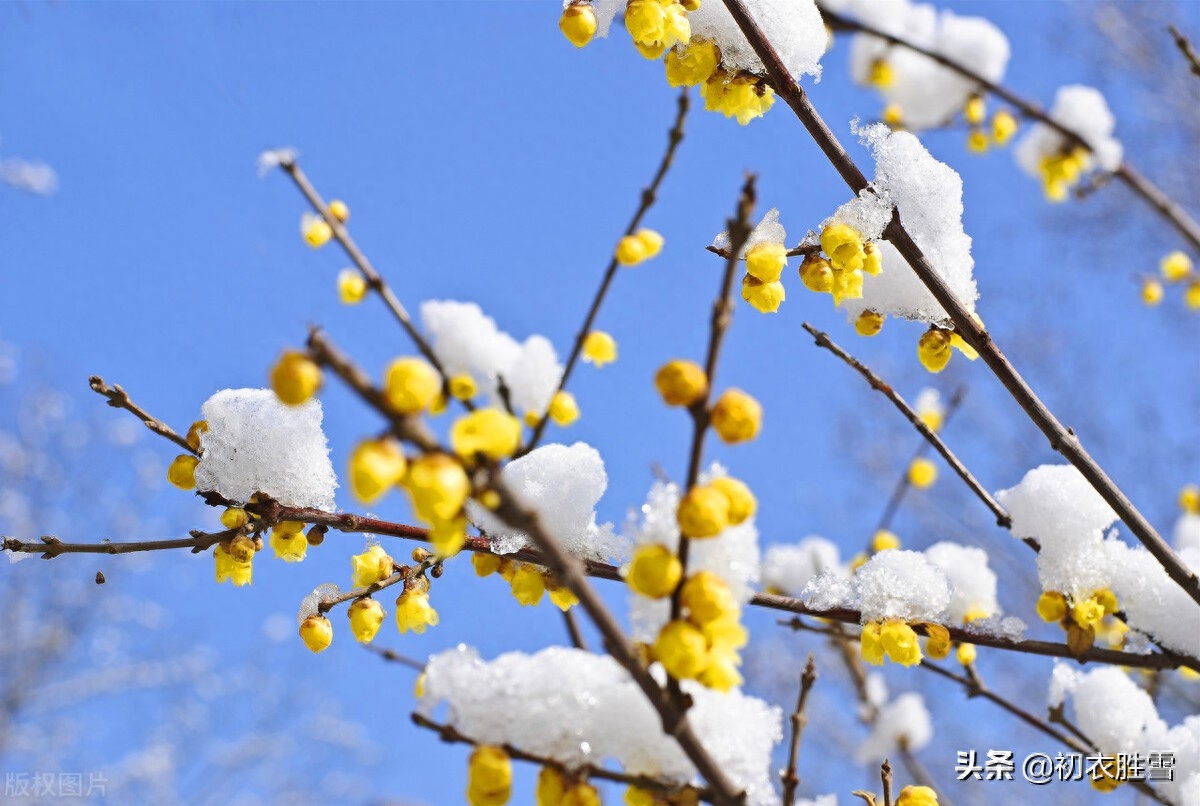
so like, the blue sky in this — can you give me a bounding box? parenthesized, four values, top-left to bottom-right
(4, 2, 1200, 804)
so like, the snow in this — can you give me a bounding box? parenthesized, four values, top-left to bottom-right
(761, 537, 845, 597)
(421, 645, 783, 806)
(1015, 85, 1123, 175)
(712, 208, 788, 257)
(803, 549, 950, 624)
(923, 541, 999, 622)
(1175, 514, 1200, 553)
(194, 389, 337, 511)
(857, 692, 932, 763)
(467, 443, 624, 562)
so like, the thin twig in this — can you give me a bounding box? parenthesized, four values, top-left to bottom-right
(362, 645, 426, 671)
(881, 759, 893, 806)
(2, 529, 235, 558)
(720, 0, 1200, 608)
(1169, 24, 1200, 78)
(521, 89, 691, 456)
(89, 376, 195, 455)
(561, 608, 589, 652)
(781, 655, 817, 806)
(818, 3, 1200, 255)
(314, 559, 434, 614)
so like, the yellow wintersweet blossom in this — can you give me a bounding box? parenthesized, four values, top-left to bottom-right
(966, 130, 989, 154)
(1180, 484, 1200, 514)
(710, 476, 755, 524)
(710, 388, 762, 444)
(271, 350, 322, 406)
(616, 229, 664, 266)
(883, 103, 904, 128)
(559, 1, 598, 48)
(964, 95, 986, 126)
(185, 419, 208, 452)
(745, 242, 787, 283)
(337, 268, 367, 304)
(855, 310, 884, 337)
(395, 578, 439, 634)
(167, 454, 198, 490)
(1036, 590, 1068, 623)
(467, 745, 512, 806)
(627, 544, 684, 599)
(655, 359, 707, 407)
(798, 254, 834, 293)
(665, 37, 720, 87)
(741, 274, 786, 313)
(348, 598, 385, 643)
(446, 373, 477, 401)
(1162, 250, 1194, 282)
(536, 767, 566, 806)
(301, 212, 332, 248)
(908, 457, 937, 489)
(582, 331, 618, 368)
(451, 408, 522, 461)
(871, 529, 900, 553)
(924, 623, 952, 660)
(677, 484, 731, 539)
(510, 563, 547, 606)
(679, 571, 736, 625)
(214, 542, 252, 586)
(879, 619, 923, 666)
(862, 241, 883, 276)
(298, 614, 333, 653)
(220, 507, 248, 530)
(625, 0, 690, 57)
(1186, 282, 1200, 310)
(830, 267, 864, 306)
(351, 545, 395, 589)
(699, 646, 743, 692)
(430, 515, 468, 557)
(822, 223, 866, 272)
(1142, 278, 1164, 306)
(561, 781, 601, 806)
(384, 357, 440, 415)
(549, 391, 581, 426)
(917, 329, 953, 373)
(867, 58, 894, 88)
(654, 619, 710, 680)
(404, 453, 471, 523)
(270, 522, 308, 562)
(349, 439, 407, 504)
(702, 73, 774, 125)
(896, 785, 940, 806)
(860, 621, 886, 665)
(1095, 587, 1119, 615)
(473, 552, 502, 578)
(1071, 596, 1106, 630)
(991, 110, 1018, 145)
(547, 581, 579, 612)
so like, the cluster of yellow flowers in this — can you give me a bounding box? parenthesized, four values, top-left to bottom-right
(559, 1, 776, 126)
(860, 618, 930, 667)
(616, 228, 665, 267)
(1037, 146, 1091, 203)
(799, 222, 883, 310)
(740, 242, 788, 313)
(300, 198, 350, 249)
(961, 95, 1018, 154)
(654, 359, 762, 442)
(916, 315, 982, 373)
(1036, 587, 1122, 654)
(1142, 250, 1200, 309)
(472, 552, 580, 611)
(653, 571, 748, 690)
(535, 767, 603, 806)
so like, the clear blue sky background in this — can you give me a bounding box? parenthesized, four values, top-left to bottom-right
(3, 2, 1200, 804)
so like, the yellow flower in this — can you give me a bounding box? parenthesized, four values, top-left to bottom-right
(443, 373, 476, 401)
(1180, 484, 1200, 514)
(917, 329, 953, 373)
(655, 360, 707, 407)
(301, 212, 332, 248)
(536, 767, 566, 806)
(883, 103, 904, 128)
(1159, 251, 1193, 282)
(385, 357, 440, 415)
(665, 37, 720, 87)
(549, 391, 581, 426)
(717, 76, 774, 125)
(862, 241, 883, 276)
(213, 543, 252, 586)
(510, 563, 547, 606)
(337, 268, 367, 304)
(561, 781, 601, 806)
(625, 0, 690, 55)
(396, 578, 439, 634)
(991, 110, 1018, 145)
(547, 582, 579, 611)
(680, 571, 736, 625)
(1186, 282, 1200, 310)
(908, 457, 937, 489)
(745, 242, 787, 283)
(270, 522, 308, 562)
(966, 130, 989, 154)
(167, 454, 198, 490)
(830, 267, 864, 306)
(798, 254, 834, 293)
(348, 598, 385, 643)
(299, 614, 333, 653)
(964, 95, 985, 126)
(1142, 278, 1164, 306)
(1090, 759, 1121, 793)
(924, 623, 951, 660)
(220, 507, 248, 530)
(625, 787, 656, 806)
(741, 275, 786, 313)
(351, 545, 395, 589)
(677, 484, 731, 539)
(627, 544, 684, 599)
(867, 58, 893, 88)
(185, 419, 208, 452)
(956, 643, 976, 665)
(616, 228, 664, 266)
(473, 552, 502, 577)
(559, 2, 598, 48)
(582, 331, 618, 368)
(880, 618, 923, 666)
(271, 350, 322, 406)
(1071, 596, 1105, 629)
(404, 452, 471, 522)
(654, 619, 710, 680)
(467, 746, 512, 806)
(451, 408, 522, 461)
(710, 476, 755, 524)
(855, 310, 884, 337)
(327, 198, 350, 223)
(1094, 588, 1119, 615)
(710, 388, 762, 444)
(430, 515, 468, 557)
(349, 439, 407, 504)
(871, 529, 900, 553)
(1036, 591, 1067, 623)
(896, 785, 939, 806)
(861, 621, 886, 665)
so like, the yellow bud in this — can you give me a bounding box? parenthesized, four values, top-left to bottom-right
(956, 642, 976, 665)
(351, 545, 394, 589)
(964, 95, 986, 126)
(1180, 484, 1200, 514)
(1067, 622, 1095, 656)
(880, 618, 923, 666)
(547, 582, 579, 611)
(559, 2, 598, 48)
(682, 0, 701, 9)
(616, 228, 663, 266)
(348, 598, 385, 643)
(349, 439, 407, 504)
(299, 614, 333, 653)
(384, 357, 440, 415)
(167, 454, 198, 490)
(710, 476, 756, 524)
(510, 563, 546, 606)
(855, 310, 885, 337)
(992, 109, 1018, 145)
(1036, 590, 1067, 623)
(917, 329, 953, 373)
(270, 350, 322, 406)
(561, 781, 601, 806)
(710, 388, 762, 444)
(677, 484, 731, 539)
(862, 241, 883, 276)
(820, 222, 865, 272)
(396, 579, 439, 634)
(214, 543, 252, 586)
(908, 457, 937, 489)
(867, 58, 893, 88)
(404, 453, 471, 523)
(799, 254, 834, 293)
(871, 529, 900, 553)
(270, 524, 308, 562)
(1142, 278, 1165, 306)
(337, 268, 367, 304)
(679, 570, 736, 625)
(923, 623, 952, 660)
(327, 199, 350, 223)
(966, 129, 989, 154)
(430, 515, 468, 557)
(830, 267, 864, 306)
(654, 359, 708, 407)
(301, 212, 332, 248)
(185, 419, 208, 452)
(467, 746, 512, 806)
(1187, 282, 1200, 310)
(536, 766, 566, 806)
(472, 552, 502, 578)
(698, 650, 743, 691)
(451, 408, 522, 461)
(221, 507, 248, 530)
(627, 543, 684, 599)
(883, 103, 904, 128)
(625, 787, 656, 806)
(228, 534, 256, 564)
(582, 330, 618, 368)
(1160, 250, 1192, 282)
(896, 784, 940, 806)
(745, 241, 787, 283)
(741, 274, 786, 313)
(549, 391, 580, 426)
(665, 37, 720, 87)
(653, 619, 710, 680)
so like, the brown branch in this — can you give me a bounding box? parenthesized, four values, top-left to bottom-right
(721, 0, 1200, 608)
(880, 759, 894, 806)
(1169, 24, 1200, 78)
(520, 89, 690, 456)
(780, 655, 817, 806)
(818, 3, 1200, 255)
(561, 608, 589, 652)
(706, 242, 820, 260)
(88, 376, 195, 455)
(3, 529, 235, 558)
(362, 645, 426, 671)
(314, 558, 434, 614)
(411, 712, 710, 800)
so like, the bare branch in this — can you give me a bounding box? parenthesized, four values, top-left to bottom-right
(781, 655, 817, 806)
(89, 375, 195, 455)
(1169, 24, 1200, 78)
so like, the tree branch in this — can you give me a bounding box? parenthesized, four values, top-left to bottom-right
(89, 375, 195, 455)
(781, 655, 817, 806)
